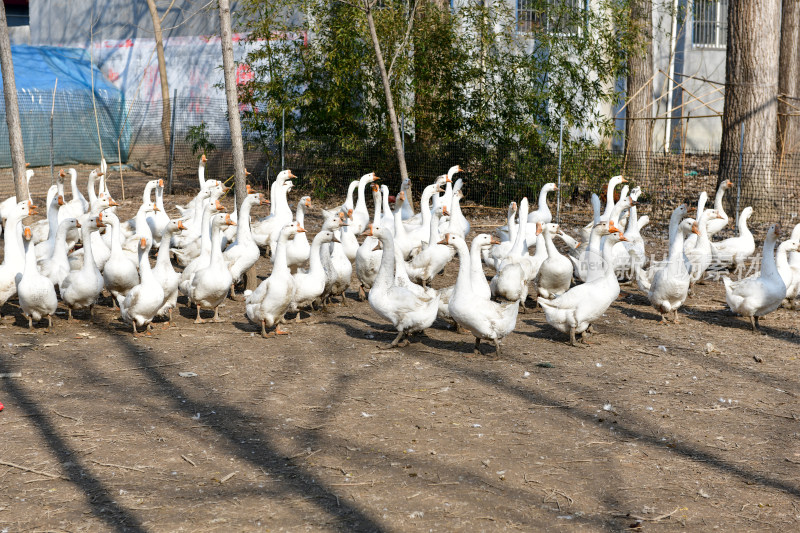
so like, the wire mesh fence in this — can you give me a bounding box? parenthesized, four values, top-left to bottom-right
(1, 91, 799, 230)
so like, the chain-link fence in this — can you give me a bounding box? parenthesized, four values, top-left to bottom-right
(1, 91, 799, 228)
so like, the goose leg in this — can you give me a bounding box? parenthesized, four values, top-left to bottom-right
(492, 339, 502, 358)
(230, 283, 237, 300)
(260, 319, 269, 338)
(132, 321, 139, 336)
(519, 300, 527, 314)
(569, 327, 586, 348)
(27, 315, 32, 329)
(673, 309, 680, 324)
(295, 312, 303, 323)
(340, 293, 348, 306)
(212, 306, 225, 322)
(473, 337, 482, 355)
(169, 308, 175, 328)
(390, 330, 408, 347)
(194, 304, 205, 324)
(47, 315, 52, 330)
(358, 285, 366, 301)
(89, 305, 95, 319)
(749, 316, 757, 332)
(67, 308, 73, 321)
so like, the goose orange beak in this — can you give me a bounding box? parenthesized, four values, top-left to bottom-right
(153, 204, 160, 212)
(201, 154, 207, 162)
(23, 226, 32, 240)
(260, 196, 270, 205)
(620, 177, 628, 183)
(97, 171, 105, 177)
(158, 179, 164, 187)
(59, 169, 66, 177)
(372, 174, 380, 181)
(305, 198, 311, 207)
(536, 222, 543, 236)
(608, 221, 620, 233)
(297, 226, 306, 233)
(691, 223, 700, 235)
(177, 220, 186, 230)
(215, 200, 226, 211)
(490, 236, 501, 245)
(288, 170, 297, 179)
(96, 215, 106, 228)
(140, 237, 147, 249)
(619, 234, 628, 242)
(108, 199, 119, 207)
(75, 220, 82, 228)
(443, 206, 449, 216)
(361, 224, 374, 237)
(57, 195, 65, 206)
(225, 214, 236, 226)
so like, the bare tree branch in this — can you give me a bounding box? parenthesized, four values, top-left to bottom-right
(387, 0, 417, 80)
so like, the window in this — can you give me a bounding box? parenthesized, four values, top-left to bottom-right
(517, 0, 583, 36)
(693, 0, 727, 48)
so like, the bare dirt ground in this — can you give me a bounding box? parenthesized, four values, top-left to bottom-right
(2, 185, 800, 532)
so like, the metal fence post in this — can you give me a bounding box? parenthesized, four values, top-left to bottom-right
(557, 116, 563, 225)
(736, 125, 744, 235)
(281, 108, 285, 170)
(49, 79, 57, 185)
(167, 89, 177, 194)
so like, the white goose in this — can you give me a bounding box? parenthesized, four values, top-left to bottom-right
(522, 182, 557, 244)
(224, 192, 267, 297)
(175, 154, 210, 216)
(17, 226, 58, 330)
(0, 168, 33, 229)
(153, 220, 186, 327)
(484, 201, 517, 269)
(391, 192, 420, 260)
(634, 205, 691, 323)
(399, 178, 415, 221)
(355, 184, 384, 299)
(118, 237, 164, 336)
(446, 181, 470, 238)
(63, 168, 90, 218)
(284, 196, 312, 270)
(102, 212, 140, 306)
(723, 224, 792, 332)
(39, 217, 80, 287)
(784, 223, 800, 307)
(712, 206, 755, 270)
(30, 182, 59, 245)
(445, 233, 518, 356)
(437, 233, 496, 326)
(706, 179, 733, 238)
(60, 214, 106, 320)
(245, 223, 301, 337)
(683, 191, 709, 253)
(0, 201, 34, 316)
(251, 170, 295, 249)
(179, 200, 228, 298)
(350, 172, 381, 234)
(536, 223, 573, 299)
(538, 224, 625, 346)
(33, 190, 63, 260)
(685, 208, 722, 287)
(322, 212, 354, 307)
(365, 225, 439, 347)
(405, 206, 454, 288)
(490, 198, 533, 308)
(186, 213, 236, 323)
(147, 180, 171, 245)
(289, 230, 337, 321)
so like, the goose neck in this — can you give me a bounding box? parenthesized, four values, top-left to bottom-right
(209, 224, 225, 266)
(374, 231, 396, 288)
(761, 231, 779, 277)
(156, 229, 174, 267)
(87, 173, 98, 204)
(81, 225, 95, 271)
(452, 238, 472, 291)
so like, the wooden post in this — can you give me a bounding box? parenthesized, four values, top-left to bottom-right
(0, 3, 28, 202)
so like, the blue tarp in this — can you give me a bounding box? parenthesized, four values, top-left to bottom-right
(0, 45, 129, 168)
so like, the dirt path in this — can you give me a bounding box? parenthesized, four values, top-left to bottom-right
(2, 194, 800, 531)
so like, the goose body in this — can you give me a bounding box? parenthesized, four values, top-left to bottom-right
(712, 206, 756, 270)
(723, 225, 790, 331)
(118, 237, 165, 334)
(245, 223, 300, 336)
(102, 212, 140, 304)
(366, 225, 439, 347)
(445, 233, 518, 355)
(186, 213, 236, 322)
(154, 220, 186, 326)
(289, 230, 336, 318)
(39, 218, 80, 287)
(538, 224, 622, 346)
(536, 223, 573, 299)
(224, 193, 266, 289)
(17, 226, 58, 328)
(60, 215, 106, 318)
(0, 201, 34, 314)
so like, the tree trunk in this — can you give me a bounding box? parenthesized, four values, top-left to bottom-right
(624, 0, 653, 180)
(218, 0, 248, 210)
(0, 3, 27, 203)
(718, 0, 780, 219)
(364, 0, 409, 184)
(145, 0, 172, 167)
(778, 0, 800, 155)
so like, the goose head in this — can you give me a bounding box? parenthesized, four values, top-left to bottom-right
(316, 230, 336, 245)
(446, 165, 462, 182)
(276, 169, 297, 182)
(472, 233, 498, 249)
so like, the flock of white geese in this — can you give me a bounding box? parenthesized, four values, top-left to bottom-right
(0, 158, 798, 354)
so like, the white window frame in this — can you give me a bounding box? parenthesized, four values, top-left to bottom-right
(692, 0, 727, 49)
(516, 0, 584, 37)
